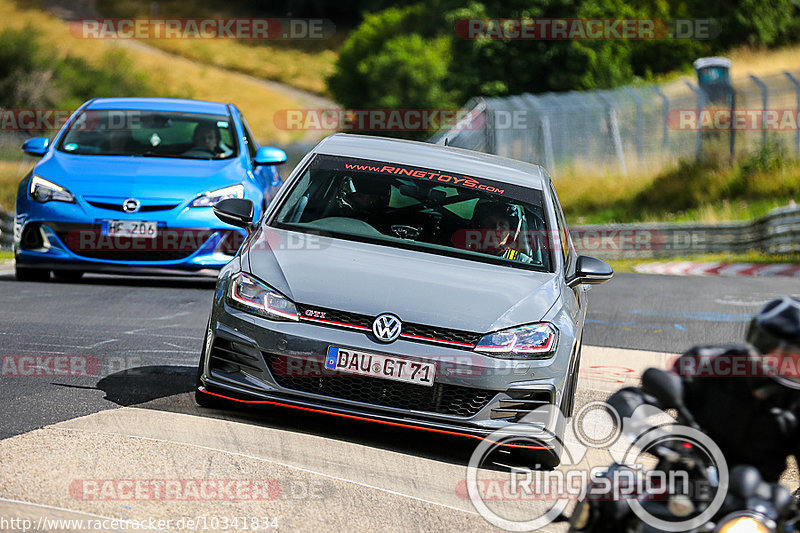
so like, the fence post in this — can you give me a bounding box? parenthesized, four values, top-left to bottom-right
(749, 74, 768, 147)
(684, 81, 704, 160)
(784, 72, 800, 156)
(596, 92, 627, 176)
(623, 87, 644, 164)
(652, 85, 670, 153)
(522, 94, 555, 176)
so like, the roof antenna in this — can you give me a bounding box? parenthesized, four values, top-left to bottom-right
(444, 137, 449, 146)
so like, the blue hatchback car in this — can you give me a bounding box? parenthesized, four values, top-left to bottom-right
(14, 97, 287, 281)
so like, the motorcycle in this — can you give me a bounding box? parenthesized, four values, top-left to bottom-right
(566, 367, 798, 532)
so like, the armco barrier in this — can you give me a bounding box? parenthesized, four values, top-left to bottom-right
(1, 205, 797, 258)
(570, 204, 800, 259)
(0, 208, 12, 251)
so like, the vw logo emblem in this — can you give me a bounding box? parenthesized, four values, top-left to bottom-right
(122, 198, 140, 213)
(373, 314, 402, 343)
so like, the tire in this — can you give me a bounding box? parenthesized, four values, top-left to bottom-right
(15, 266, 50, 282)
(52, 270, 83, 282)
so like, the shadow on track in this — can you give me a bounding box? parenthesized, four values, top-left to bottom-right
(96, 364, 524, 469)
(0, 272, 217, 290)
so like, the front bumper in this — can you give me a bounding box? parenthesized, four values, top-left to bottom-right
(14, 219, 244, 273)
(199, 298, 573, 444)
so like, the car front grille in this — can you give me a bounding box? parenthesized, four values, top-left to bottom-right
(53, 227, 214, 262)
(264, 353, 496, 417)
(86, 200, 180, 212)
(295, 304, 483, 349)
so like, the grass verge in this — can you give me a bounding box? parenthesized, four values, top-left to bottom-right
(607, 251, 800, 273)
(559, 142, 800, 225)
(0, 2, 307, 144)
(92, 0, 339, 96)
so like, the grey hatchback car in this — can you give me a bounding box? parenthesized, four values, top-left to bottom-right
(196, 133, 612, 463)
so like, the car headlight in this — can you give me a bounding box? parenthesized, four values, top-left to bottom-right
(29, 175, 75, 203)
(228, 272, 298, 321)
(716, 513, 773, 533)
(474, 323, 558, 359)
(190, 184, 244, 207)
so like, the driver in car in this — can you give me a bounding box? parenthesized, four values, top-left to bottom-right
(333, 175, 392, 232)
(470, 199, 533, 262)
(183, 122, 229, 158)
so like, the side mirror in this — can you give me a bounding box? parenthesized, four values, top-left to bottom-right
(22, 137, 50, 157)
(254, 146, 287, 166)
(214, 198, 254, 229)
(566, 255, 613, 288)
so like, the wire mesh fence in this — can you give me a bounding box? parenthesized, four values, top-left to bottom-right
(431, 70, 800, 178)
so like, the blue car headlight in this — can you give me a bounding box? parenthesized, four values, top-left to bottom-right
(474, 323, 558, 359)
(29, 175, 76, 203)
(228, 272, 299, 321)
(191, 184, 244, 207)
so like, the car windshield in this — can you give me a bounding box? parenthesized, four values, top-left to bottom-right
(56, 109, 238, 159)
(272, 154, 553, 272)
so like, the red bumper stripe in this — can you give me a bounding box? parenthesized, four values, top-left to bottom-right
(197, 387, 553, 450)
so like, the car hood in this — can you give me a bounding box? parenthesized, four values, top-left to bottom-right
(36, 152, 246, 199)
(244, 228, 561, 333)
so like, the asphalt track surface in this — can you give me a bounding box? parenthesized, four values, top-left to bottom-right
(0, 270, 798, 532)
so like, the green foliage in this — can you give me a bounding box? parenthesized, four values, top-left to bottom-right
(0, 25, 56, 108)
(0, 26, 155, 113)
(328, 0, 800, 118)
(562, 144, 800, 223)
(53, 50, 155, 110)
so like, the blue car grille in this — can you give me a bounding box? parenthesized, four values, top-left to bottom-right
(52, 225, 212, 262)
(86, 200, 180, 212)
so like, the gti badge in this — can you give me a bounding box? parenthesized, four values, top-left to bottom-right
(373, 314, 402, 343)
(122, 198, 141, 213)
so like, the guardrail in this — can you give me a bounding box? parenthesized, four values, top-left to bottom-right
(570, 204, 800, 259)
(1, 204, 797, 258)
(0, 208, 13, 251)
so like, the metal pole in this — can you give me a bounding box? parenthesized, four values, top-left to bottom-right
(684, 81, 704, 160)
(652, 85, 670, 153)
(523, 93, 555, 176)
(749, 74, 768, 147)
(596, 92, 627, 176)
(784, 72, 800, 156)
(623, 87, 644, 163)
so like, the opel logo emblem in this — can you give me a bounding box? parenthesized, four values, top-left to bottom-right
(122, 198, 140, 213)
(373, 314, 402, 343)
